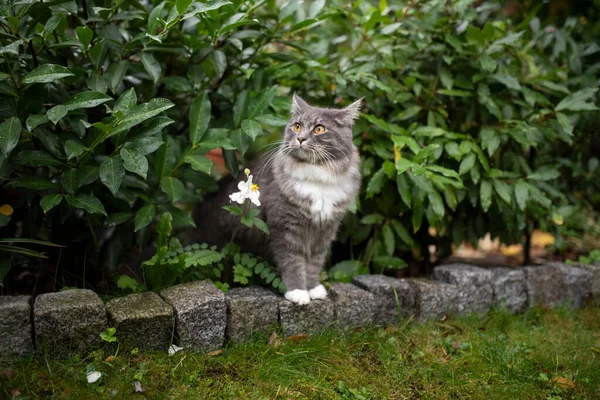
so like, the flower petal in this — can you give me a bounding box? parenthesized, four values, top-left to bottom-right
(237, 180, 247, 191)
(86, 371, 102, 383)
(229, 192, 245, 204)
(168, 344, 183, 356)
(250, 192, 261, 206)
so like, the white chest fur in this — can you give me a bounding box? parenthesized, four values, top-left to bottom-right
(285, 162, 355, 222)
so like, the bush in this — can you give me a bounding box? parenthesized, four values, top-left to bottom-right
(0, 0, 598, 291)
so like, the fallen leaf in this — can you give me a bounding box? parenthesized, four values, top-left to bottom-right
(105, 355, 115, 363)
(553, 376, 577, 390)
(168, 344, 183, 356)
(134, 381, 144, 393)
(269, 331, 282, 348)
(10, 389, 20, 400)
(590, 347, 600, 354)
(286, 334, 309, 342)
(207, 349, 224, 356)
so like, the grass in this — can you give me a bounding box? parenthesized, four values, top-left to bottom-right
(1, 307, 599, 399)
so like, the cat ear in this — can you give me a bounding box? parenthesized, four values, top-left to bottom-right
(291, 93, 309, 115)
(339, 98, 363, 126)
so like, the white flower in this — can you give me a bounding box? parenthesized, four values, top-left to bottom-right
(168, 344, 183, 356)
(86, 371, 102, 383)
(229, 173, 261, 206)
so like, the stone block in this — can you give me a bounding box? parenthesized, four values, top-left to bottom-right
(407, 279, 459, 320)
(0, 296, 33, 359)
(160, 281, 226, 352)
(545, 262, 593, 308)
(278, 297, 334, 337)
(34, 289, 107, 357)
(351, 275, 416, 326)
(489, 268, 528, 314)
(329, 283, 375, 329)
(580, 263, 600, 305)
(225, 287, 279, 343)
(522, 265, 565, 308)
(432, 264, 494, 314)
(106, 292, 174, 351)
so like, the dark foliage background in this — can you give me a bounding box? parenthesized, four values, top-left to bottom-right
(0, 0, 598, 294)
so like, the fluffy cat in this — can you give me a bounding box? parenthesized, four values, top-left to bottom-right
(190, 94, 362, 304)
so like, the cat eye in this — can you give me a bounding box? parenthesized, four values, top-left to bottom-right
(292, 123, 302, 133)
(314, 125, 326, 135)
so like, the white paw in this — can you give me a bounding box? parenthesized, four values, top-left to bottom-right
(308, 284, 327, 300)
(285, 289, 311, 305)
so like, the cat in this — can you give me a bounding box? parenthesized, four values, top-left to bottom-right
(190, 94, 362, 304)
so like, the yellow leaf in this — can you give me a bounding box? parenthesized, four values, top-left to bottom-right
(552, 376, 577, 390)
(394, 145, 400, 163)
(207, 349, 223, 356)
(0, 204, 13, 216)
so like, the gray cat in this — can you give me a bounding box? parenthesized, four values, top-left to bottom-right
(190, 94, 362, 304)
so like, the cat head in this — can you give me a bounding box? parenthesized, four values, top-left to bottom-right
(283, 94, 362, 163)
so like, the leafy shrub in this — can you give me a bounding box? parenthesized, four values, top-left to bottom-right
(0, 0, 598, 291)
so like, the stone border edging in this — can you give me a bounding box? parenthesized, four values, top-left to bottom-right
(1, 261, 599, 360)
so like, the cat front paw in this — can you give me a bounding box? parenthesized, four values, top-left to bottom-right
(284, 289, 311, 305)
(308, 284, 327, 300)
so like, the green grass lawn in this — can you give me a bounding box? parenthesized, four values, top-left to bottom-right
(2, 306, 599, 399)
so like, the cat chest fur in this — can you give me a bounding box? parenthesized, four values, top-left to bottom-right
(285, 162, 356, 222)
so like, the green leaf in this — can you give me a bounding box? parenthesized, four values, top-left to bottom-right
(372, 256, 407, 269)
(390, 219, 414, 247)
(100, 157, 126, 196)
(382, 224, 395, 256)
(437, 89, 472, 97)
(63, 91, 113, 111)
(160, 177, 184, 202)
(76, 26, 93, 48)
(148, 1, 166, 33)
(184, 153, 213, 174)
(40, 194, 63, 213)
(25, 114, 49, 131)
(114, 88, 137, 114)
(252, 218, 270, 235)
(22, 64, 74, 85)
(396, 105, 421, 120)
(176, 0, 192, 14)
(248, 86, 276, 119)
(515, 179, 529, 211)
(140, 52, 161, 83)
(556, 113, 573, 135)
(396, 174, 411, 208)
(183, 0, 232, 20)
(12, 150, 63, 167)
(395, 158, 414, 174)
(64, 140, 87, 160)
(480, 180, 493, 212)
(189, 93, 211, 145)
(241, 119, 262, 140)
(135, 204, 156, 232)
(78, 166, 99, 187)
(255, 114, 288, 126)
(112, 98, 175, 136)
(120, 148, 148, 179)
(459, 153, 476, 175)
(0, 117, 21, 156)
(126, 135, 164, 155)
(47, 105, 68, 124)
(466, 25, 485, 47)
(366, 168, 387, 199)
(65, 192, 106, 215)
(427, 190, 445, 218)
(493, 180, 512, 205)
(491, 73, 521, 90)
(8, 177, 56, 190)
(555, 88, 598, 112)
(360, 214, 385, 225)
(107, 61, 129, 94)
(61, 169, 78, 195)
(527, 167, 560, 181)
(480, 54, 497, 72)
(233, 91, 250, 127)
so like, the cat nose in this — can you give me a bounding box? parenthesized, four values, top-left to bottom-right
(297, 137, 305, 144)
